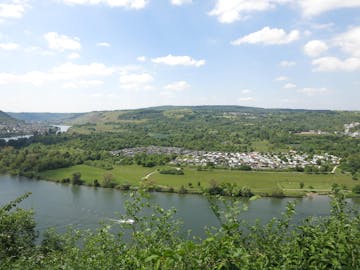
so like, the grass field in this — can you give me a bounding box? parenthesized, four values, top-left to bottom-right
(40, 165, 356, 196)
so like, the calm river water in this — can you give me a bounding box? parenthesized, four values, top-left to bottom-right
(1, 175, 359, 237)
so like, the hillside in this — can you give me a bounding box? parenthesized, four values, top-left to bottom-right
(0, 111, 23, 125)
(61, 106, 360, 154)
(68, 105, 358, 132)
(7, 112, 84, 124)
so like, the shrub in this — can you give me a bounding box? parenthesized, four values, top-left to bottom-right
(239, 186, 254, 197)
(61, 178, 70, 184)
(352, 184, 360, 194)
(0, 193, 36, 260)
(93, 179, 100, 187)
(271, 187, 285, 197)
(71, 172, 83, 185)
(239, 165, 252, 171)
(178, 185, 187, 194)
(117, 183, 131, 190)
(159, 168, 184, 175)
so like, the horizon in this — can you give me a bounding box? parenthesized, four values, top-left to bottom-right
(1, 1, 360, 112)
(3, 104, 360, 114)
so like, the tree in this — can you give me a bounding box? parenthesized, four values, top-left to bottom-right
(102, 173, 116, 188)
(71, 172, 83, 185)
(0, 193, 36, 260)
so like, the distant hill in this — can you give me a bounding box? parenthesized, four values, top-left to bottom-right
(7, 112, 84, 124)
(0, 111, 24, 125)
(62, 105, 358, 137)
(68, 105, 335, 124)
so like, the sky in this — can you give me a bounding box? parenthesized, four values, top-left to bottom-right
(0, 0, 360, 112)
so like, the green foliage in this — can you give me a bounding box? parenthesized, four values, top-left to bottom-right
(71, 172, 83, 185)
(1, 191, 360, 269)
(178, 185, 187, 194)
(238, 164, 252, 171)
(271, 187, 285, 197)
(300, 181, 304, 189)
(206, 181, 254, 197)
(352, 184, 360, 194)
(102, 173, 116, 188)
(159, 168, 184, 175)
(134, 153, 173, 167)
(0, 193, 36, 261)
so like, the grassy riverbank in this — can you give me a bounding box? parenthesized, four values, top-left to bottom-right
(39, 164, 356, 197)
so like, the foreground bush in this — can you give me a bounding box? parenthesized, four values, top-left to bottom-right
(1, 190, 359, 269)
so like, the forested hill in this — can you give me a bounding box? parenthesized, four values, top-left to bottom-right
(146, 105, 333, 113)
(5, 106, 345, 125)
(57, 106, 359, 154)
(67, 105, 357, 130)
(0, 111, 23, 124)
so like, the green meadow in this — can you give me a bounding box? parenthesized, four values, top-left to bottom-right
(40, 165, 356, 196)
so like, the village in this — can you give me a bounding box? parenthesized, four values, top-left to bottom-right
(0, 123, 57, 138)
(111, 146, 340, 170)
(344, 122, 360, 138)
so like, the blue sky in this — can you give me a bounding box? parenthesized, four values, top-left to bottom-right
(0, 0, 359, 112)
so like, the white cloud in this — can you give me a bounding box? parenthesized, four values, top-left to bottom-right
(119, 73, 154, 89)
(0, 43, 19, 50)
(333, 27, 360, 57)
(68, 52, 80, 59)
(231, 27, 300, 45)
(209, 0, 290, 24)
(241, 89, 252, 94)
(275, 76, 289, 81)
(52, 62, 114, 78)
(297, 87, 329, 96)
(209, 0, 360, 23)
(0, 62, 115, 86)
(152, 54, 205, 67)
(238, 97, 255, 101)
(63, 80, 104, 88)
(298, 0, 360, 17)
(164, 81, 190, 91)
(304, 40, 328, 57)
(171, 0, 192, 6)
(306, 28, 360, 72)
(44, 32, 81, 52)
(280, 60, 296, 67)
(137, 56, 146, 62)
(283, 83, 296, 89)
(0, 1, 26, 19)
(96, 42, 111, 47)
(62, 0, 148, 9)
(208, 0, 360, 23)
(312, 57, 360, 72)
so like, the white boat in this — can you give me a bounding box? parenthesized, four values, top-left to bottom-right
(109, 218, 135, 224)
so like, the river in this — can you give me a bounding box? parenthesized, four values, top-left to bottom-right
(0, 125, 71, 142)
(0, 135, 33, 142)
(0, 175, 359, 237)
(53, 125, 71, 133)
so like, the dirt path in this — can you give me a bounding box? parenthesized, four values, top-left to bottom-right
(142, 171, 157, 180)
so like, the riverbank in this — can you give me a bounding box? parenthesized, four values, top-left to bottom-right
(35, 164, 357, 198)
